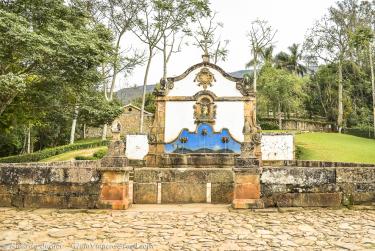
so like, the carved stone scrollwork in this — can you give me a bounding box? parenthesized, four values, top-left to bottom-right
(236, 75, 254, 96)
(240, 131, 261, 159)
(251, 132, 262, 145)
(194, 67, 216, 90)
(148, 134, 157, 144)
(193, 94, 216, 124)
(240, 141, 255, 157)
(154, 78, 174, 96)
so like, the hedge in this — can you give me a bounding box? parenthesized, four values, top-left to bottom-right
(0, 140, 109, 163)
(74, 148, 108, 161)
(343, 127, 375, 139)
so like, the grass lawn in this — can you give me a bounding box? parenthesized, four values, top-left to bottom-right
(40, 146, 107, 162)
(295, 132, 375, 164)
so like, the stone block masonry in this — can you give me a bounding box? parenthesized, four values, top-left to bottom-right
(0, 160, 374, 209)
(261, 165, 375, 207)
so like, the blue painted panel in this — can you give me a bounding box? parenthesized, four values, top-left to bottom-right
(165, 123, 241, 153)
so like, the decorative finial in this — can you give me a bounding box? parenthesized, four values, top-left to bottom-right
(202, 53, 210, 63)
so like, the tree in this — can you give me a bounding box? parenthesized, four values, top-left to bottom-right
(258, 65, 305, 128)
(247, 19, 277, 92)
(304, 1, 356, 132)
(246, 45, 274, 69)
(156, 1, 210, 79)
(351, 25, 375, 137)
(132, 0, 210, 133)
(275, 43, 307, 76)
(193, 12, 229, 64)
(0, 0, 114, 155)
(91, 0, 144, 140)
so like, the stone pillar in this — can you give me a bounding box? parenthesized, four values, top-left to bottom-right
(241, 99, 262, 161)
(101, 140, 128, 167)
(232, 99, 264, 209)
(232, 163, 264, 209)
(101, 120, 128, 167)
(146, 96, 166, 166)
(98, 169, 132, 210)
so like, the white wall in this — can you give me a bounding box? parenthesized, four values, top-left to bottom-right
(214, 102, 244, 142)
(125, 135, 149, 160)
(261, 134, 294, 160)
(165, 65, 245, 143)
(165, 101, 196, 142)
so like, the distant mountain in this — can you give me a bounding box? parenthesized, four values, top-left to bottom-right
(229, 70, 253, 78)
(115, 70, 252, 105)
(115, 85, 156, 105)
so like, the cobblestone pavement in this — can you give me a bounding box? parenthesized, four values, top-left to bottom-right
(0, 205, 374, 251)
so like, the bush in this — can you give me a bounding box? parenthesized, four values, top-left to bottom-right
(93, 149, 107, 159)
(74, 148, 107, 161)
(0, 140, 109, 163)
(343, 127, 375, 139)
(259, 121, 279, 130)
(75, 156, 97, 160)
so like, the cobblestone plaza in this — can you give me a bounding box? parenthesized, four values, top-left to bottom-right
(0, 205, 374, 250)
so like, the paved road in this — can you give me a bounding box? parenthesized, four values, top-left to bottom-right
(0, 205, 374, 250)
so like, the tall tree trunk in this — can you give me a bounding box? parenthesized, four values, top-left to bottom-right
(102, 124, 107, 140)
(278, 102, 282, 130)
(102, 34, 122, 140)
(338, 60, 343, 133)
(140, 48, 153, 133)
(83, 123, 86, 139)
(253, 54, 258, 92)
(27, 125, 31, 154)
(369, 43, 375, 138)
(0, 92, 18, 116)
(214, 41, 221, 64)
(163, 35, 167, 80)
(70, 105, 79, 145)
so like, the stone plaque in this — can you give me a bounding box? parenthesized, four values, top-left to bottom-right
(125, 135, 149, 160)
(261, 134, 294, 160)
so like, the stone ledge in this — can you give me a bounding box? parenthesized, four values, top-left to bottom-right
(232, 199, 264, 209)
(263, 193, 342, 207)
(134, 168, 234, 183)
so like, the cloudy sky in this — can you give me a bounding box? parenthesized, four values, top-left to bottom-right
(117, 0, 337, 90)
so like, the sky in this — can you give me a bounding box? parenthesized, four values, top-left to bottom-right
(116, 0, 337, 91)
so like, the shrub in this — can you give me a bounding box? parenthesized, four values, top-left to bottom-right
(259, 121, 279, 130)
(0, 140, 109, 163)
(343, 127, 375, 139)
(75, 156, 97, 160)
(93, 149, 107, 159)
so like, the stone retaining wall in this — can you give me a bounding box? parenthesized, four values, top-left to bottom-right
(261, 166, 375, 207)
(261, 117, 331, 132)
(0, 161, 374, 209)
(0, 161, 132, 209)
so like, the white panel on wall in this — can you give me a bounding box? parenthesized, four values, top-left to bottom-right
(214, 102, 244, 142)
(261, 134, 294, 160)
(168, 67, 243, 97)
(165, 101, 196, 142)
(125, 135, 149, 160)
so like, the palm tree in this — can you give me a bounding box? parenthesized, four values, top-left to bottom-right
(275, 43, 307, 76)
(246, 45, 274, 68)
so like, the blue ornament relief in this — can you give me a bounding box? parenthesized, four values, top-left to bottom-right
(165, 123, 241, 154)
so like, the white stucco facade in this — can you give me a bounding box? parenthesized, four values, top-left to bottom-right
(164, 66, 245, 143)
(168, 67, 243, 97)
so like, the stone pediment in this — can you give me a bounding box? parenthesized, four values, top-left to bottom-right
(156, 62, 254, 97)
